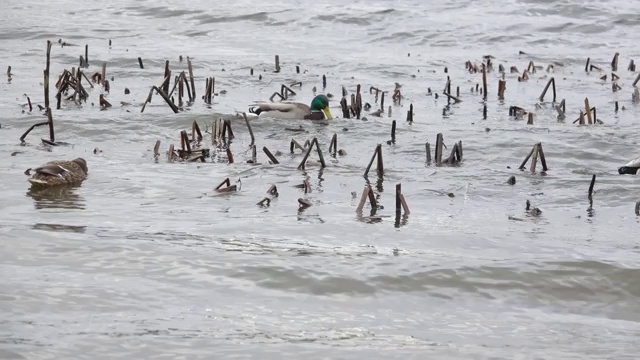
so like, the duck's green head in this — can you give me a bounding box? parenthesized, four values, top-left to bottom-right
(310, 95, 333, 119)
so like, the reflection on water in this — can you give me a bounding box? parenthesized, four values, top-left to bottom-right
(26, 185, 85, 210)
(31, 223, 87, 233)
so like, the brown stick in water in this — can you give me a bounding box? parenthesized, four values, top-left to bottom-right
(611, 52, 619, 71)
(328, 133, 337, 154)
(19, 121, 49, 143)
(435, 133, 444, 165)
(141, 86, 179, 113)
(44, 41, 52, 109)
(539, 77, 556, 102)
(425, 142, 431, 163)
(187, 57, 196, 100)
(214, 178, 231, 190)
(242, 113, 255, 146)
(482, 64, 488, 100)
(585, 98, 593, 124)
(263, 146, 279, 164)
(154, 140, 161, 159)
(226, 147, 234, 164)
(363, 144, 383, 177)
(297, 138, 325, 169)
(101, 63, 106, 87)
(168, 144, 175, 163)
(406, 104, 413, 122)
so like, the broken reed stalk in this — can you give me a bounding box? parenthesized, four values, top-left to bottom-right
(85, 44, 89, 66)
(443, 141, 463, 164)
(406, 104, 413, 122)
(141, 86, 179, 113)
(611, 52, 619, 71)
(168, 144, 175, 162)
(250, 145, 257, 164)
(356, 184, 377, 213)
(442, 91, 462, 103)
(395, 184, 410, 215)
(138, 57, 144, 69)
(363, 144, 384, 177)
(298, 198, 312, 209)
(539, 77, 556, 102)
(101, 63, 106, 86)
(297, 138, 326, 170)
(497, 79, 506, 99)
(355, 85, 362, 119)
(588, 174, 596, 203)
(181, 72, 192, 102)
(380, 92, 385, 111)
(243, 112, 255, 146)
(290, 138, 306, 153)
(274, 55, 280, 73)
(214, 177, 231, 190)
(180, 130, 192, 153)
(556, 99, 566, 120)
(633, 73, 640, 87)
(221, 119, 234, 139)
(340, 97, 349, 118)
(328, 133, 337, 154)
(19, 121, 49, 143)
(519, 143, 548, 172)
(390, 120, 396, 143)
(435, 133, 444, 165)
(46, 107, 55, 143)
(187, 57, 196, 100)
(226, 147, 234, 164)
(44, 40, 52, 109)
(263, 146, 279, 164)
(527, 113, 534, 125)
(192, 120, 202, 143)
(425, 142, 431, 163)
(585, 98, 593, 124)
(27, 97, 32, 112)
(482, 63, 488, 101)
(153, 140, 161, 159)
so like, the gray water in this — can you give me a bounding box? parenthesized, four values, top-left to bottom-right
(1, 0, 640, 358)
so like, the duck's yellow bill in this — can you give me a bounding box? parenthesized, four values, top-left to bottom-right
(323, 106, 333, 120)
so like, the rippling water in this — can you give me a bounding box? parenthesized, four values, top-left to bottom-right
(1, 0, 640, 358)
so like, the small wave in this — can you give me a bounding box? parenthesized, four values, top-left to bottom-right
(196, 12, 270, 25)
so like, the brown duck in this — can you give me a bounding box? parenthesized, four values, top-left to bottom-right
(26, 158, 88, 187)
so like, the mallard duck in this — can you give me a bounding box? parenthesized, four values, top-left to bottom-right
(249, 95, 333, 120)
(618, 156, 640, 175)
(26, 158, 88, 187)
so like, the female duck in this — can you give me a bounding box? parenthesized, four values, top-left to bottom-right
(249, 95, 333, 120)
(618, 156, 640, 175)
(26, 158, 88, 187)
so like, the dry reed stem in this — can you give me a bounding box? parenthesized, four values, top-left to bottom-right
(539, 77, 556, 102)
(243, 113, 255, 146)
(168, 144, 175, 162)
(329, 133, 337, 154)
(226, 147, 234, 164)
(263, 146, 279, 164)
(585, 98, 593, 124)
(153, 140, 161, 159)
(297, 138, 325, 170)
(363, 144, 383, 177)
(187, 57, 195, 100)
(141, 86, 179, 113)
